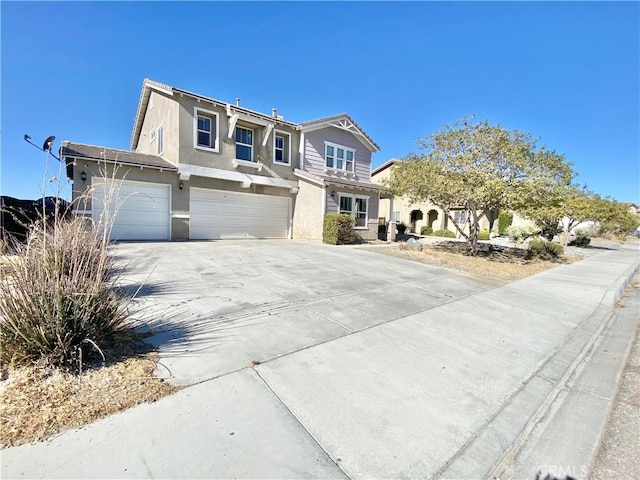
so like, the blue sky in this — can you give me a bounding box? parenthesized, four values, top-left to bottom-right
(2, 1, 638, 203)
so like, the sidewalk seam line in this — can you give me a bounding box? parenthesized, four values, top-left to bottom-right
(252, 368, 352, 480)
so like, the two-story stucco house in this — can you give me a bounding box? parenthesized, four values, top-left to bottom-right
(60, 79, 380, 241)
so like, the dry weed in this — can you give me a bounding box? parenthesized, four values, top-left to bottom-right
(0, 353, 180, 448)
(361, 243, 579, 285)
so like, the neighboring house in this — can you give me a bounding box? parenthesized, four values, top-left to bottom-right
(625, 202, 640, 217)
(371, 158, 495, 237)
(60, 79, 380, 241)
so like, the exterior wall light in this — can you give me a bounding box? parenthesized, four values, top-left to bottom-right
(179, 181, 184, 190)
(80, 171, 87, 182)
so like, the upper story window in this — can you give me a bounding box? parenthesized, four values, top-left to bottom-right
(325, 142, 355, 172)
(273, 131, 291, 165)
(157, 125, 164, 155)
(236, 126, 253, 161)
(194, 107, 219, 152)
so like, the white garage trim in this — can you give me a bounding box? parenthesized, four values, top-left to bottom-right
(189, 187, 292, 240)
(178, 164, 298, 190)
(92, 178, 171, 241)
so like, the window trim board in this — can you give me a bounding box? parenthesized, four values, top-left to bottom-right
(193, 106, 220, 153)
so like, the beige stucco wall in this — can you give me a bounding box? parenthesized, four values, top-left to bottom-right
(175, 96, 299, 183)
(292, 180, 324, 241)
(135, 90, 180, 166)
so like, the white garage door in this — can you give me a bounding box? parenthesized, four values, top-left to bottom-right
(190, 188, 291, 240)
(92, 179, 171, 240)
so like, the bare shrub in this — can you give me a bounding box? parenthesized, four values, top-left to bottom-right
(0, 215, 134, 370)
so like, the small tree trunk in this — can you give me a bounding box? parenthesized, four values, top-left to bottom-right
(466, 203, 481, 256)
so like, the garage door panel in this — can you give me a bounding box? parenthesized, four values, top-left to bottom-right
(92, 180, 170, 241)
(190, 188, 290, 240)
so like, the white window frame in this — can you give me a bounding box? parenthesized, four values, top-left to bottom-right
(273, 130, 291, 165)
(338, 195, 353, 216)
(452, 210, 468, 226)
(325, 141, 356, 172)
(193, 107, 220, 152)
(235, 126, 254, 162)
(157, 124, 164, 155)
(337, 193, 369, 229)
(392, 211, 401, 223)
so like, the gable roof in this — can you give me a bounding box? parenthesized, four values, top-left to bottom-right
(60, 142, 177, 171)
(301, 113, 379, 152)
(130, 79, 380, 153)
(371, 158, 403, 177)
(130, 78, 299, 150)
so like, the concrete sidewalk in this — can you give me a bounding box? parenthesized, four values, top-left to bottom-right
(2, 240, 638, 479)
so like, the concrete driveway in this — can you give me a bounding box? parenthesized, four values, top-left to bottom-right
(3, 239, 638, 479)
(115, 240, 492, 385)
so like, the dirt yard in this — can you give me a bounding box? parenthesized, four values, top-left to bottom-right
(0, 353, 180, 448)
(359, 240, 579, 286)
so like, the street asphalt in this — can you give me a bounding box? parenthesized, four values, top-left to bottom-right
(1, 238, 638, 479)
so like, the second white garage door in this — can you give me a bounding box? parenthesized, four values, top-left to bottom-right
(190, 188, 291, 240)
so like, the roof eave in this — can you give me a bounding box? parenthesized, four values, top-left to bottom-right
(371, 158, 402, 177)
(130, 79, 174, 150)
(301, 114, 380, 152)
(62, 152, 177, 172)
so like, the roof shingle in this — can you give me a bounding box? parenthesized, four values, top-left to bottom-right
(60, 142, 177, 170)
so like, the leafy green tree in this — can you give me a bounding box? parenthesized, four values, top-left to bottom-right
(592, 196, 640, 238)
(386, 117, 574, 255)
(523, 187, 639, 243)
(522, 185, 596, 244)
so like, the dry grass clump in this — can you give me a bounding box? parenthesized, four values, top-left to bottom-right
(0, 353, 180, 448)
(364, 241, 578, 285)
(0, 217, 133, 370)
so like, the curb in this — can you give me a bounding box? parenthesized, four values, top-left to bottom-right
(601, 256, 640, 306)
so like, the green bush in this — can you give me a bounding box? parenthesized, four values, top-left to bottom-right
(498, 211, 513, 235)
(526, 238, 564, 261)
(432, 229, 456, 238)
(323, 214, 356, 245)
(570, 235, 591, 247)
(0, 218, 133, 370)
(478, 229, 490, 240)
(569, 226, 593, 247)
(420, 226, 433, 236)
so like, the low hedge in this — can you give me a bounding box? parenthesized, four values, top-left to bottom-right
(323, 214, 356, 245)
(431, 229, 456, 238)
(420, 226, 433, 236)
